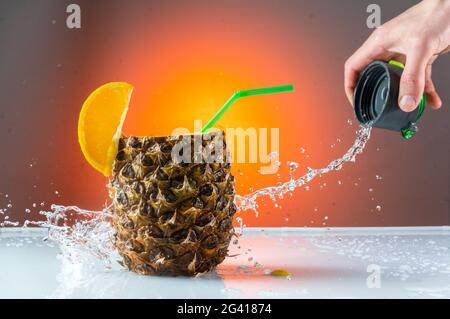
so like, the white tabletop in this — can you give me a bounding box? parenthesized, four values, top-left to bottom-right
(0, 227, 449, 299)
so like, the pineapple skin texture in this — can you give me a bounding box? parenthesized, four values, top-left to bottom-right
(108, 133, 236, 276)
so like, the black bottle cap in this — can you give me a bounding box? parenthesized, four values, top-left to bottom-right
(353, 60, 425, 138)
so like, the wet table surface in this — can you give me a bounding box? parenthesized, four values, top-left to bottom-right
(0, 227, 449, 299)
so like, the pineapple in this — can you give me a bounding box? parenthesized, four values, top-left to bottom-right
(77, 82, 236, 276)
(108, 132, 236, 276)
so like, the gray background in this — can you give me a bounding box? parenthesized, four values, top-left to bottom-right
(0, 0, 448, 226)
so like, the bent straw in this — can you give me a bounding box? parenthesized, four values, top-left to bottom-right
(201, 84, 294, 133)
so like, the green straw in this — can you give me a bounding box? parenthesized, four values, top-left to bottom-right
(201, 84, 294, 133)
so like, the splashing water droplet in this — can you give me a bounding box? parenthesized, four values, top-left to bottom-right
(236, 217, 244, 234)
(287, 161, 299, 172)
(269, 151, 278, 160)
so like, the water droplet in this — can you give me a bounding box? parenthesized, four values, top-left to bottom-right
(299, 147, 305, 153)
(288, 161, 299, 172)
(376, 205, 382, 212)
(369, 188, 373, 192)
(324, 216, 328, 220)
(25, 209, 31, 213)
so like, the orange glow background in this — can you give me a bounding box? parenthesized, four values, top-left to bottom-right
(76, 1, 343, 227)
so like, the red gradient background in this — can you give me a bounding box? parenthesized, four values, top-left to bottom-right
(0, 0, 448, 227)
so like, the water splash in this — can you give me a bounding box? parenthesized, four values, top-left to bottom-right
(235, 127, 371, 213)
(0, 126, 371, 274)
(25, 205, 119, 268)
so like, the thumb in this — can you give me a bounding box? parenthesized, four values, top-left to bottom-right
(399, 52, 428, 112)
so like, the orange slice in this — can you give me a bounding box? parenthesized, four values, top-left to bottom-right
(78, 82, 133, 176)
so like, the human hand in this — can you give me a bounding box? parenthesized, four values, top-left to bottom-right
(345, 0, 450, 111)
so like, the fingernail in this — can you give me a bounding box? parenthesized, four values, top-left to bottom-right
(399, 95, 416, 111)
